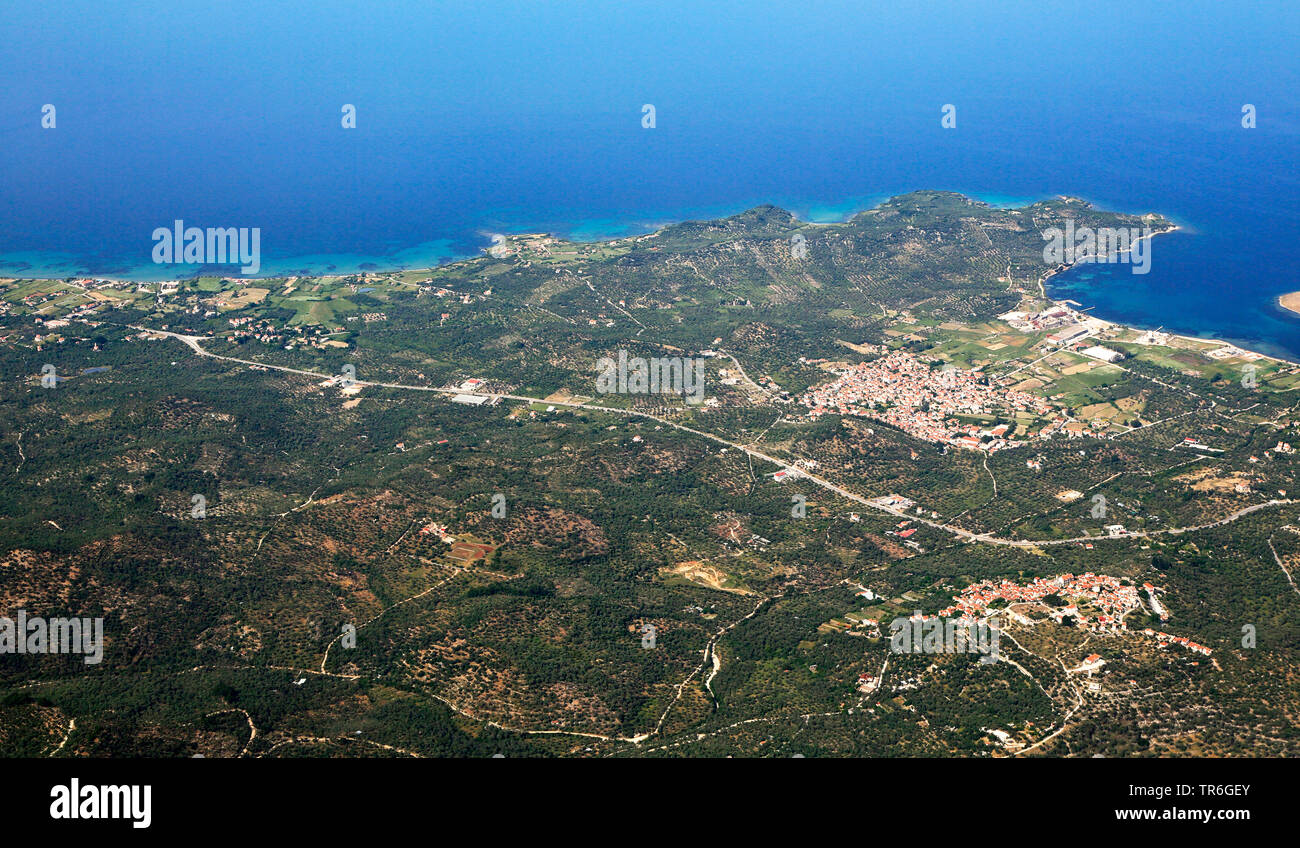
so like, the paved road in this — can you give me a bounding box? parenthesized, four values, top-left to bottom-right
(139, 327, 1294, 548)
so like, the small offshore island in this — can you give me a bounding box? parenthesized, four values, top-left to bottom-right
(0, 191, 1285, 376)
(6, 189, 1299, 444)
(1279, 290, 1300, 318)
(6, 190, 1300, 758)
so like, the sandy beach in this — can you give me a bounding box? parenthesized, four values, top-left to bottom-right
(1278, 291, 1300, 317)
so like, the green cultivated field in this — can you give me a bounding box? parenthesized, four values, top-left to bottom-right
(3, 192, 1299, 758)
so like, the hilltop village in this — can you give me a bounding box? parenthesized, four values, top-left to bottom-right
(933, 574, 1211, 656)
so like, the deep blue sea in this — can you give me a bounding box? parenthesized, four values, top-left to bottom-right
(2, 1, 1299, 356)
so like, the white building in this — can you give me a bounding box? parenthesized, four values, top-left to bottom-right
(1081, 345, 1123, 363)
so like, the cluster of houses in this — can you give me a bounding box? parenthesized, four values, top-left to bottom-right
(1141, 628, 1212, 656)
(227, 317, 288, 347)
(938, 574, 1213, 657)
(1032, 415, 1109, 441)
(940, 572, 1146, 633)
(227, 316, 345, 350)
(418, 284, 478, 306)
(801, 351, 1052, 451)
(419, 522, 457, 544)
(19, 290, 64, 310)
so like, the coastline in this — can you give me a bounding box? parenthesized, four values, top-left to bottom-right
(9, 194, 1295, 369)
(0, 188, 1042, 284)
(1039, 227, 1300, 368)
(1075, 308, 1297, 368)
(0, 192, 1131, 286)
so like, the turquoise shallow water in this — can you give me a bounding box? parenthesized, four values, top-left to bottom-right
(2, 1, 1298, 354)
